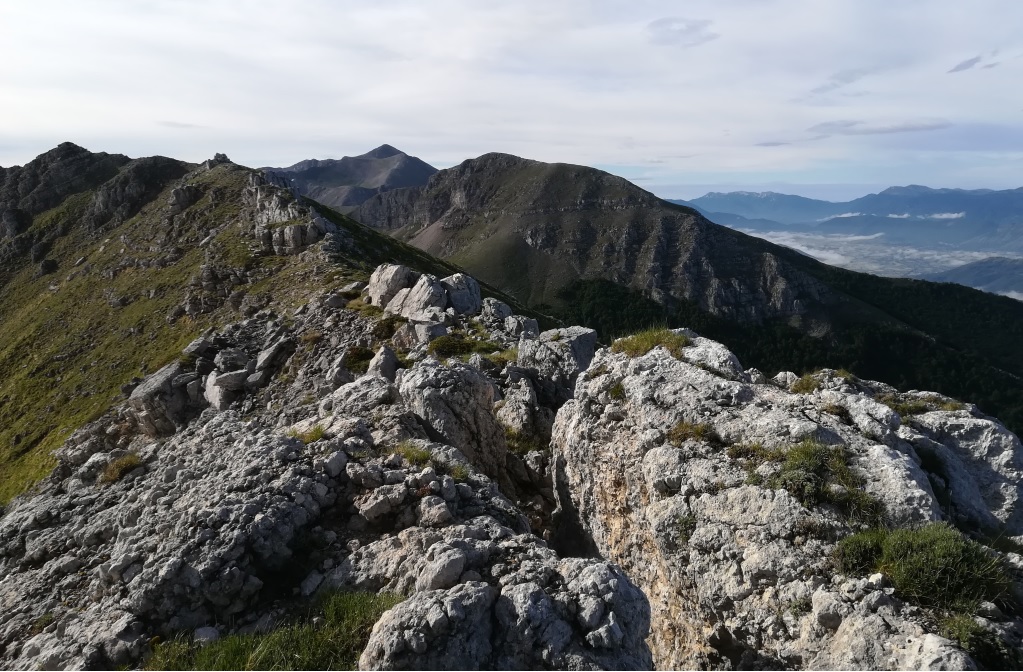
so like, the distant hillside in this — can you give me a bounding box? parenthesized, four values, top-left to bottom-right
(924, 257, 1023, 296)
(683, 186, 1023, 252)
(354, 153, 1023, 433)
(264, 144, 436, 210)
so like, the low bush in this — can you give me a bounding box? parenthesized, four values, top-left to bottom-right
(98, 453, 142, 484)
(611, 328, 689, 359)
(147, 591, 401, 670)
(608, 382, 626, 400)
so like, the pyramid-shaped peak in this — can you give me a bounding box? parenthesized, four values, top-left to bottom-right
(359, 144, 404, 160)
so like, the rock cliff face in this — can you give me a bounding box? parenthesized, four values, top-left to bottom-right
(553, 332, 1023, 669)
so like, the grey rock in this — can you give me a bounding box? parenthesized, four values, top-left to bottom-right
(366, 264, 418, 307)
(440, 273, 482, 316)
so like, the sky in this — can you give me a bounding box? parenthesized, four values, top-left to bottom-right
(1, 0, 1022, 201)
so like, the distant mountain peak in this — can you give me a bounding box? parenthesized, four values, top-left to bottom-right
(359, 144, 403, 160)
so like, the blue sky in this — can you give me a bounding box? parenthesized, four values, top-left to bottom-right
(1, 0, 1021, 201)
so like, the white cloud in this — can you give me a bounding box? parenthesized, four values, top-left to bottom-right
(887, 213, 911, 218)
(0, 0, 1021, 195)
(927, 212, 966, 219)
(818, 212, 862, 221)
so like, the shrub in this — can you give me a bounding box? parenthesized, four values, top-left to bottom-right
(611, 328, 689, 359)
(147, 591, 401, 670)
(449, 465, 470, 482)
(396, 440, 431, 467)
(666, 421, 719, 446)
(608, 382, 626, 400)
(371, 315, 405, 340)
(790, 374, 821, 394)
(98, 453, 142, 484)
(835, 523, 1012, 612)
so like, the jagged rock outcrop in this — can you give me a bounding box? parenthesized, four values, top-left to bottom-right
(0, 264, 647, 670)
(243, 172, 338, 255)
(553, 330, 1023, 669)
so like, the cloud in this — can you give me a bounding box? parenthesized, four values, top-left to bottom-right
(810, 67, 874, 95)
(157, 120, 205, 129)
(887, 213, 911, 218)
(926, 212, 965, 219)
(756, 141, 790, 147)
(817, 212, 862, 221)
(948, 56, 982, 73)
(646, 18, 719, 48)
(808, 119, 951, 136)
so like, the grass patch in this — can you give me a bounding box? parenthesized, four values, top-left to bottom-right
(448, 465, 469, 482)
(835, 524, 1012, 612)
(938, 613, 1022, 670)
(877, 393, 930, 417)
(608, 381, 626, 401)
(677, 514, 697, 544)
(346, 298, 384, 318)
(147, 591, 401, 671)
(484, 347, 518, 369)
(98, 453, 142, 484)
(288, 425, 325, 444)
(396, 440, 431, 467)
(790, 374, 821, 394)
(666, 421, 719, 446)
(769, 440, 885, 525)
(299, 330, 322, 346)
(726, 442, 785, 464)
(822, 403, 852, 424)
(29, 612, 55, 635)
(342, 346, 375, 375)
(610, 328, 689, 359)
(504, 426, 547, 456)
(426, 334, 500, 359)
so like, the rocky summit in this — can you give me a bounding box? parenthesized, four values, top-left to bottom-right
(0, 254, 1021, 668)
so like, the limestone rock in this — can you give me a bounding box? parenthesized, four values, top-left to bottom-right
(366, 264, 418, 307)
(440, 273, 482, 316)
(517, 326, 598, 405)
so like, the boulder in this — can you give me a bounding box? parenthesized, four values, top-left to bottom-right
(440, 273, 482, 315)
(398, 359, 507, 476)
(366, 264, 418, 307)
(385, 275, 448, 322)
(517, 326, 598, 405)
